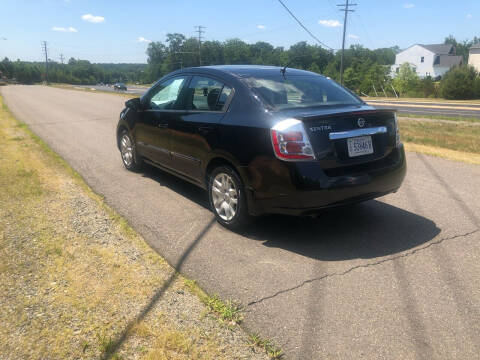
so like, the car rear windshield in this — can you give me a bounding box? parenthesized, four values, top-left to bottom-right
(241, 74, 362, 110)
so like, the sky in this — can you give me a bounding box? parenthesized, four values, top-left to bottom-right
(0, 0, 478, 64)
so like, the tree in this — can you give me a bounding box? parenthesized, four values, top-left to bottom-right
(440, 65, 478, 99)
(444, 35, 480, 63)
(343, 67, 359, 90)
(419, 76, 436, 98)
(393, 63, 420, 96)
(308, 62, 321, 74)
(223, 39, 250, 64)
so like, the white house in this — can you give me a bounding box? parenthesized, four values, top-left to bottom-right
(391, 44, 463, 79)
(468, 43, 480, 72)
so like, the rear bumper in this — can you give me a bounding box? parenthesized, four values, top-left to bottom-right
(245, 145, 406, 216)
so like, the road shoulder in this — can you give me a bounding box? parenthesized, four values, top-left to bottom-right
(0, 96, 271, 359)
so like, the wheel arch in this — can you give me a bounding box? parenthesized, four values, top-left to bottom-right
(204, 155, 249, 189)
(116, 121, 130, 150)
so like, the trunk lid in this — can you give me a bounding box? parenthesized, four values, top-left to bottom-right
(277, 105, 397, 170)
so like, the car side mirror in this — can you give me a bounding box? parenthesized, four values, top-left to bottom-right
(125, 97, 142, 110)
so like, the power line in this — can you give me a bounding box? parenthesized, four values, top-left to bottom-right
(276, 0, 333, 51)
(42, 41, 49, 84)
(337, 0, 356, 85)
(60, 54, 65, 64)
(194, 25, 205, 66)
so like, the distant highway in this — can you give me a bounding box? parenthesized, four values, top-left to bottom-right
(75, 84, 148, 96)
(366, 99, 480, 119)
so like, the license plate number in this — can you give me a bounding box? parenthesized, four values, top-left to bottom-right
(347, 136, 374, 157)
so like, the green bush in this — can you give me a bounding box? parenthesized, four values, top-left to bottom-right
(475, 77, 480, 98)
(440, 65, 479, 99)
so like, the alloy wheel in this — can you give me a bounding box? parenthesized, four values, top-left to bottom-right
(120, 134, 133, 167)
(211, 172, 238, 221)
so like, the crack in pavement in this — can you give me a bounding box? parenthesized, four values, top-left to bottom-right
(246, 228, 479, 307)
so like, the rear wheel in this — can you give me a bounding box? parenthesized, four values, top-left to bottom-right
(119, 130, 143, 171)
(208, 166, 251, 229)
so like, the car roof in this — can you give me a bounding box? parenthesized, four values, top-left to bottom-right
(173, 65, 318, 78)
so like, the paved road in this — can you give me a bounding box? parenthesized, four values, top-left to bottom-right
(3, 85, 480, 359)
(366, 99, 480, 119)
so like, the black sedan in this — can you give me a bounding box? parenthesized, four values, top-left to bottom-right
(114, 83, 127, 91)
(116, 65, 406, 229)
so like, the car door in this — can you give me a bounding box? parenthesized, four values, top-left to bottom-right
(169, 75, 234, 182)
(134, 75, 189, 168)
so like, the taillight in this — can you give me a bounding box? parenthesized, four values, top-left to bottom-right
(270, 118, 315, 161)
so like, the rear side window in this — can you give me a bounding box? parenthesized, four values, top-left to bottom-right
(242, 75, 361, 110)
(185, 76, 232, 111)
(149, 76, 188, 110)
(217, 86, 233, 109)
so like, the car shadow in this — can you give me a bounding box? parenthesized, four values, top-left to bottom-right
(140, 163, 210, 209)
(239, 201, 441, 261)
(140, 164, 440, 261)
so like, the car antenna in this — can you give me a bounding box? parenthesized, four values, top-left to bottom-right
(280, 63, 290, 77)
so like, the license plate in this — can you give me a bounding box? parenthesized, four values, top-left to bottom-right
(347, 136, 374, 157)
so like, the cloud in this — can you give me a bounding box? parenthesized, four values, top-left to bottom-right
(466, 14, 472, 19)
(403, 3, 415, 8)
(52, 26, 78, 33)
(257, 25, 266, 30)
(348, 34, 360, 39)
(81, 14, 105, 23)
(137, 37, 151, 43)
(318, 19, 342, 27)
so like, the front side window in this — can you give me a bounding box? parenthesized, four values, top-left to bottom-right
(242, 75, 361, 111)
(185, 76, 231, 111)
(421, 56, 425, 63)
(149, 76, 188, 110)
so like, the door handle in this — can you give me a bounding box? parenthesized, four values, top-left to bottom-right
(198, 126, 215, 134)
(157, 123, 168, 128)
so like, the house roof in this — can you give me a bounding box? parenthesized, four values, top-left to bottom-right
(471, 42, 480, 50)
(438, 55, 463, 67)
(420, 44, 454, 55)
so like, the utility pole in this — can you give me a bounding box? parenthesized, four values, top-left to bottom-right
(337, 0, 356, 85)
(194, 25, 205, 66)
(42, 41, 49, 84)
(60, 54, 65, 64)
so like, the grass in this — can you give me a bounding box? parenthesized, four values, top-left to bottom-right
(399, 118, 480, 154)
(204, 295, 244, 325)
(249, 334, 284, 359)
(184, 279, 244, 326)
(0, 95, 269, 359)
(399, 113, 480, 123)
(399, 118, 480, 164)
(403, 143, 480, 165)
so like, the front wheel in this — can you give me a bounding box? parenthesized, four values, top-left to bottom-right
(119, 130, 143, 171)
(208, 166, 252, 230)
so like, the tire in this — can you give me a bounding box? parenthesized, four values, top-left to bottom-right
(119, 130, 143, 171)
(208, 165, 252, 230)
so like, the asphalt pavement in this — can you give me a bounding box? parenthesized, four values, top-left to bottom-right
(2, 85, 479, 360)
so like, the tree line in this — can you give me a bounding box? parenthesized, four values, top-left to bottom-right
(0, 57, 146, 85)
(1, 34, 479, 99)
